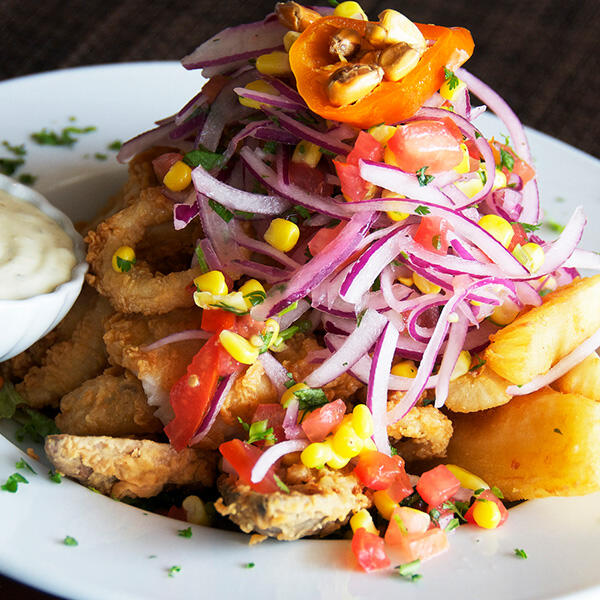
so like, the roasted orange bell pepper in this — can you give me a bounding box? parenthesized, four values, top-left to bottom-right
(289, 16, 474, 129)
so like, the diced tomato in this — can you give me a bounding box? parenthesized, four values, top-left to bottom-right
(301, 398, 346, 442)
(289, 161, 333, 196)
(252, 403, 286, 444)
(465, 490, 509, 526)
(387, 469, 414, 503)
(308, 221, 346, 256)
(201, 308, 236, 333)
(166, 505, 187, 522)
(385, 507, 430, 547)
(219, 439, 279, 494)
(346, 131, 384, 166)
(507, 222, 528, 252)
(386, 527, 449, 563)
(428, 507, 455, 530)
(491, 141, 535, 186)
(413, 216, 452, 255)
(387, 120, 463, 174)
(236, 314, 264, 339)
(351, 528, 391, 573)
(416, 465, 461, 507)
(354, 451, 408, 491)
(152, 152, 183, 181)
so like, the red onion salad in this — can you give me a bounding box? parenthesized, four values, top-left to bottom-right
(117, 11, 599, 473)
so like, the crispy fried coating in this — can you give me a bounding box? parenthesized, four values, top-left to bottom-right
(485, 275, 600, 385)
(56, 370, 162, 437)
(445, 387, 600, 500)
(103, 308, 205, 423)
(387, 395, 453, 460)
(552, 352, 600, 402)
(445, 363, 512, 413)
(45, 434, 216, 498)
(16, 291, 113, 408)
(85, 187, 204, 314)
(215, 465, 370, 540)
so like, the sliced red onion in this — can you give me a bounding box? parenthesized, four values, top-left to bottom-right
(407, 299, 446, 343)
(199, 238, 224, 272)
(254, 126, 297, 145)
(305, 309, 387, 388)
(231, 259, 290, 284)
(222, 119, 271, 164)
(507, 326, 600, 396)
(434, 313, 469, 407)
(173, 195, 200, 230)
(118, 121, 179, 163)
(258, 352, 289, 396)
(182, 18, 286, 69)
(261, 76, 306, 106)
(563, 248, 600, 270)
(175, 89, 208, 125)
(519, 179, 540, 225)
(277, 298, 310, 330)
(367, 321, 399, 455)
(141, 330, 211, 352)
(169, 113, 206, 141)
(487, 187, 523, 222)
(514, 281, 542, 307)
(234, 87, 306, 112)
(251, 211, 375, 320)
(189, 369, 241, 445)
(250, 439, 309, 483)
(282, 398, 304, 440)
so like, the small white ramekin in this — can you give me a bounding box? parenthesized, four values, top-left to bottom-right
(0, 174, 88, 361)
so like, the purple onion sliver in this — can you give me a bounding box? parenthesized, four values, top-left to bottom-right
(141, 330, 211, 352)
(250, 439, 309, 483)
(258, 352, 290, 396)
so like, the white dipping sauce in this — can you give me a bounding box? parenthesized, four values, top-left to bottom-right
(0, 189, 77, 300)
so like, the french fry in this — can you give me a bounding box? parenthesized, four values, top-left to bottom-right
(445, 364, 511, 413)
(553, 352, 600, 402)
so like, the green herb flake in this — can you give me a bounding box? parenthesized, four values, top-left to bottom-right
(1, 472, 29, 493)
(514, 548, 528, 559)
(31, 125, 96, 147)
(263, 141, 278, 154)
(441, 500, 469, 522)
(107, 140, 122, 151)
(237, 417, 276, 445)
(183, 147, 225, 171)
(319, 147, 337, 157)
(277, 300, 298, 317)
(555, 196, 565, 203)
(393, 514, 408, 534)
(15, 459, 36, 474)
(415, 166, 434, 187)
(209, 301, 249, 316)
(294, 387, 328, 412)
(63, 536, 78, 547)
(478, 169, 487, 185)
(274, 474, 290, 494)
(553, 428, 563, 435)
(443, 67, 460, 91)
(194, 245, 210, 273)
(429, 508, 441, 525)
(17, 173, 37, 185)
(445, 517, 460, 532)
(356, 309, 367, 327)
(0, 157, 25, 175)
(277, 319, 311, 342)
(234, 209, 255, 219)
(244, 290, 266, 307)
(244, 562, 256, 569)
(432, 234, 442, 251)
(49, 470, 62, 484)
(0, 381, 21, 419)
(414, 205, 431, 216)
(284, 373, 296, 389)
(474, 131, 482, 139)
(469, 357, 486, 372)
(327, 0, 340, 6)
(395, 559, 422, 582)
(499, 148, 515, 172)
(516, 222, 541, 233)
(177, 526, 192, 538)
(14, 406, 59, 443)
(545, 220, 565, 233)
(473, 488, 485, 496)
(208, 199, 233, 223)
(168, 565, 181, 578)
(148, 555, 157, 559)
(491, 486, 504, 499)
(116, 255, 136, 273)
(2, 141, 26, 156)
(294, 205, 311, 219)
(94, 152, 108, 161)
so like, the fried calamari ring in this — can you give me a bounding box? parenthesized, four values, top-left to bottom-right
(85, 187, 203, 314)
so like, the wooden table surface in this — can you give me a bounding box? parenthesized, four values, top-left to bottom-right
(0, 1, 598, 598)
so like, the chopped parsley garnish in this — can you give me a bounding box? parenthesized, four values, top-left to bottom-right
(416, 166, 434, 187)
(209, 301, 248, 315)
(94, 152, 107, 161)
(194, 245, 210, 273)
(49, 470, 62, 483)
(107, 140, 122, 151)
(469, 357, 486, 371)
(441, 499, 469, 522)
(284, 373, 296, 389)
(234, 209, 255, 219)
(514, 548, 528, 559)
(491, 486, 504, 499)
(515, 222, 541, 233)
(237, 417, 277, 445)
(304, 247, 313, 260)
(277, 319, 311, 342)
(277, 300, 299, 317)
(294, 204, 311, 219)
(429, 508, 441, 526)
(168, 565, 181, 577)
(1, 472, 28, 493)
(294, 387, 328, 412)
(445, 517, 460, 532)
(443, 67, 460, 91)
(414, 205, 431, 216)
(2, 141, 26, 156)
(555, 196, 565, 203)
(31, 125, 96, 147)
(208, 199, 234, 223)
(478, 169, 487, 185)
(325, 218, 341, 229)
(319, 147, 337, 157)
(432, 234, 442, 251)
(244, 562, 256, 569)
(14, 406, 59, 443)
(258, 331, 275, 354)
(327, 0, 340, 7)
(263, 141, 278, 154)
(182, 146, 225, 171)
(474, 131, 482, 139)
(356, 309, 367, 326)
(553, 428, 563, 435)
(539, 288, 553, 298)
(0, 157, 25, 176)
(116, 255, 136, 273)
(395, 560, 422, 582)
(63, 536, 78, 547)
(274, 474, 290, 494)
(244, 290, 266, 307)
(15, 459, 36, 474)
(390, 446, 399, 456)
(177, 526, 192, 538)
(545, 219, 564, 233)
(18, 173, 36, 185)
(499, 148, 515, 171)
(393, 514, 408, 534)
(0, 381, 21, 419)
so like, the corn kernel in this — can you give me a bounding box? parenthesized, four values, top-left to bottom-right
(264, 218, 300, 253)
(301, 442, 333, 468)
(391, 360, 417, 378)
(256, 51, 292, 77)
(334, 1, 367, 20)
(384, 145, 398, 167)
(478, 214, 514, 248)
(292, 140, 322, 168)
(397, 274, 413, 287)
(281, 382, 308, 408)
(163, 160, 192, 192)
(193, 270, 228, 296)
(361, 437, 377, 453)
(350, 509, 378, 535)
(368, 124, 397, 145)
(445, 464, 489, 491)
(513, 242, 545, 273)
(111, 246, 136, 273)
(489, 300, 520, 326)
(262, 319, 280, 349)
(332, 423, 364, 459)
(381, 188, 409, 222)
(373, 490, 399, 520)
(413, 272, 441, 295)
(440, 75, 467, 102)
(352, 404, 374, 440)
(182, 495, 211, 526)
(219, 330, 259, 365)
(472, 498, 502, 529)
(239, 279, 266, 309)
(283, 30, 300, 52)
(326, 450, 350, 469)
(492, 168, 507, 191)
(453, 143, 470, 174)
(450, 350, 471, 382)
(238, 80, 279, 110)
(454, 175, 484, 199)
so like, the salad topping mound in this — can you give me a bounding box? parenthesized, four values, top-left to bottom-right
(4, 0, 600, 577)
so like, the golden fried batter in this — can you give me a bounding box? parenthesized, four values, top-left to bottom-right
(56, 369, 162, 437)
(45, 434, 216, 498)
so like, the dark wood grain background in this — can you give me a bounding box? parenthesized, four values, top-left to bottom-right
(0, 0, 598, 598)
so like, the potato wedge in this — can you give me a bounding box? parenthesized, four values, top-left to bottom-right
(445, 387, 600, 500)
(485, 275, 600, 385)
(445, 364, 512, 413)
(553, 352, 600, 402)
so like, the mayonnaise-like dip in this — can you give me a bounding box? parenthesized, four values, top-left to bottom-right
(0, 189, 77, 300)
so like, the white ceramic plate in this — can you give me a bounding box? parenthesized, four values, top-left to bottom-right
(0, 63, 599, 600)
